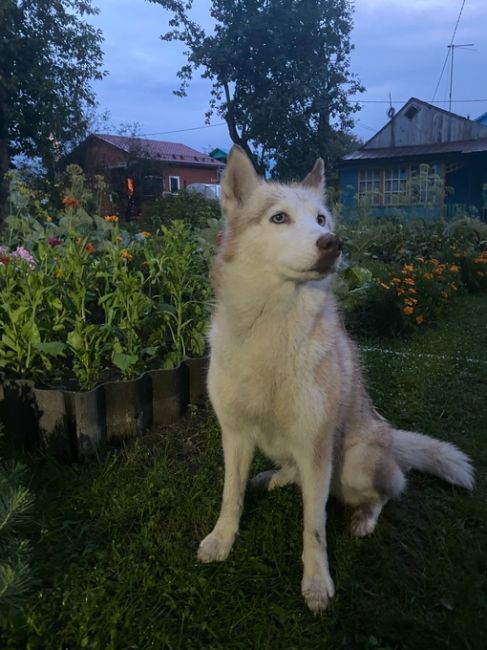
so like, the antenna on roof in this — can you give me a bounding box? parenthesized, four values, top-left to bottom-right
(447, 43, 474, 111)
(387, 92, 395, 119)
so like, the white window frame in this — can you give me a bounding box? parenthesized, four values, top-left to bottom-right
(169, 176, 180, 193)
(358, 168, 381, 206)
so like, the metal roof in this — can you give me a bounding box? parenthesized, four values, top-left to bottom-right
(343, 138, 487, 162)
(93, 134, 224, 167)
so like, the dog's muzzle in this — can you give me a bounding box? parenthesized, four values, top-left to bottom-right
(311, 234, 343, 274)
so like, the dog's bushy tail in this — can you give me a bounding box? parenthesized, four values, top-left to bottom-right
(392, 429, 474, 490)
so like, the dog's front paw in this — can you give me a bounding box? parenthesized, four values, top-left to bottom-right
(197, 533, 234, 563)
(301, 574, 335, 614)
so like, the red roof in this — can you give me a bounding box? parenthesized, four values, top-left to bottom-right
(93, 134, 223, 167)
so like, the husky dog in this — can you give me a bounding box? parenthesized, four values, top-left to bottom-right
(197, 146, 474, 613)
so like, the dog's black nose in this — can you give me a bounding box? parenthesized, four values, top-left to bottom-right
(316, 234, 342, 254)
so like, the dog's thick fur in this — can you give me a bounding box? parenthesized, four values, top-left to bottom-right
(197, 146, 474, 613)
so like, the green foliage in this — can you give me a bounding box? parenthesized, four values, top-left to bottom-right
(0, 0, 105, 212)
(337, 216, 487, 336)
(0, 210, 212, 389)
(149, 0, 363, 177)
(141, 189, 221, 230)
(0, 438, 34, 617)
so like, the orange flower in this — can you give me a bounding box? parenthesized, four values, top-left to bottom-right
(142, 231, 151, 238)
(430, 258, 439, 266)
(402, 264, 414, 273)
(403, 306, 414, 316)
(121, 249, 133, 262)
(405, 297, 418, 306)
(449, 264, 459, 273)
(415, 256, 425, 263)
(407, 287, 417, 294)
(404, 277, 415, 286)
(415, 314, 424, 325)
(63, 196, 80, 209)
(104, 215, 119, 222)
(424, 272, 433, 280)
(391, 277, 401, 284)
(84, 243, 95, 254)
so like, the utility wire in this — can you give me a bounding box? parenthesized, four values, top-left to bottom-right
(140, 97, 487, 137)
(432, 0, 467, 101)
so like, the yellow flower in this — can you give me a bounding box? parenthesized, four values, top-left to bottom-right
(104, 215, 119, 222)
(403, 306, 414, 316)
(415, 314, 424, 325)
(404, 277, 415, 286)
(402, 264, 414, 273)
(142, 231, 151, 238)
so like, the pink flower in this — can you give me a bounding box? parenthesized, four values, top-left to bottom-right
(12, 246, 36, 268)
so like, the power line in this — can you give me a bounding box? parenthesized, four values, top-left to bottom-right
(432, 0, 467, 101)
(141, 122, 226, 137)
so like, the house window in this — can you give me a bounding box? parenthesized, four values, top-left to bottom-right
(383, 167, 408, 205)
(358, 168, 381, 205)
(142, 175, 163, 198)
(169, 176, 180, 193)
(357, 164, 440, 207)
(409, 164, 440, 205)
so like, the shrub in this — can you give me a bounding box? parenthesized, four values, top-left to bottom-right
(140, 190, 221, 231)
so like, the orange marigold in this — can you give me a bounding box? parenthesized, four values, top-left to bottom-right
(415, 314, 424, 325)
(403, 306, 414, 316)
(402, 264, 414, 273)
(449, 264, 459, 273)
(121, 249, 133, 262)
(84, 243, 95, 254)
(142, 231, 151, 238)
(104, 215, 119, 222)
(63, 196, 80, 209)
(404, 277, 415, 286)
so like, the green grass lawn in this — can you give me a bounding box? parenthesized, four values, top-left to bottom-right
(2, 294, 486, 650)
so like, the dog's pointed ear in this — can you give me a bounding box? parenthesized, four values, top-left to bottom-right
(302, 158, 325, 195)
(221, 145, 260, 218)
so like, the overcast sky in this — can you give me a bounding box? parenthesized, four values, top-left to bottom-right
(88, 0, 487, 154)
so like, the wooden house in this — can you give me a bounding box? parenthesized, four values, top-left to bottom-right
(66, 134, 224, 219)
(339, 98, 487, 220)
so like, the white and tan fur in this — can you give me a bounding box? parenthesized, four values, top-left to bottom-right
(197, 146, 474, 613)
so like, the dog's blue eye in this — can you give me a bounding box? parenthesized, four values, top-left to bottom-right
(317, 214, 326, 227)
(270, 212, 288, 224)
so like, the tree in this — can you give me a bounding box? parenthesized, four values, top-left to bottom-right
(148, 0, 363, 179)
(0, 0, 105, 215)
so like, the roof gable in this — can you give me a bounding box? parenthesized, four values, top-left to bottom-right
(92, 134, 223, 167)
(363, 98, 487, 150)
